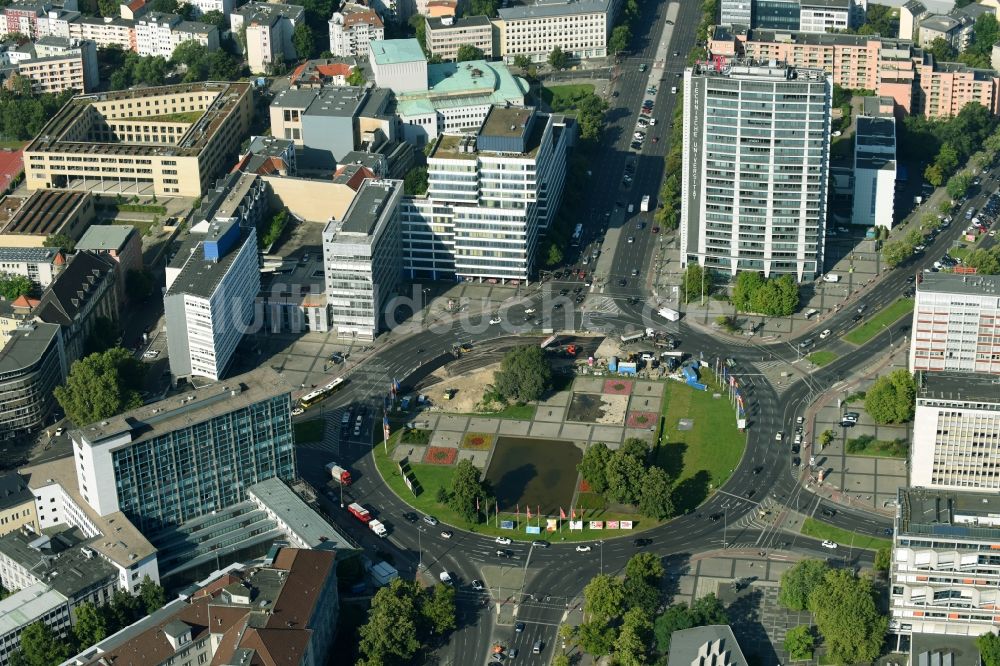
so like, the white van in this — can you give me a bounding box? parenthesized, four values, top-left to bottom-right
(804, 308, 819, 319)
(627, 204, 634, 213)
(822, 274, 840, 283)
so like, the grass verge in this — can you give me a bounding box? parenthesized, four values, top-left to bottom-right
(539, 83, 595, 114)
(842, 298, 914, 345)
(807, 350, 837, 367)
(801, 517, 890, 551)
(293, 419, 324, 443)
(373, 432, 650, 541)
(846, 434, 908, 458)
(655, 375, 746, 513)
(465, 403, 536, 420)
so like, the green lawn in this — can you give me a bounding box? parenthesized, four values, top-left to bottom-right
(0, 139, 26, 150)
(656, 376, 746, 513)
(842, 298, 914, 345)
(540, 83, 596, 114)
(801, 517, 891, 551)
(465, 403, 536, 420)
(846, 434, 908, 458)
(807, 351, 837, 367)
(373, 432, 649, 541)
(294, 419, 324, 443)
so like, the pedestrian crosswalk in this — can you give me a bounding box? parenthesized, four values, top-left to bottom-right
(587, 296, 621, 315)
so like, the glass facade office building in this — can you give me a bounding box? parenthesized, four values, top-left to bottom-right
(755, 0, 800, 30)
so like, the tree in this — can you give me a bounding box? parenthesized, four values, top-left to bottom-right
(43, 233, 76, 253)
(54, 347, 146, 427)
(420, 583, 457, 635)
(11, 622, 70, 666)
(578, 618, 616, 656)
(778, 559, 829, 611)
(513, 54, 532, 72)
(98, 0, 119, 17)
(468, 0, 500, 17)
(625, 552, 664, 584)
(882, 239, 915, 268)
(783, 625, 815, 661)
(359, 579, 422, 664)
(493, 345, 552, 403)
(409, 14, 428, 53)
(608, 24, 631, 55)
(947, 171, 973, 200)
(689, 593, 727, 625)
(808, 569, 887, 665)
(544, 240, 563, 267)
(624, 552, 663, 615)
(874, 546, 891, 572)
(732, 271, 763, 312)
(583, 574, 625, 621)
(966, 248, 1000, 274)
(548, 46, 568, 70)
(612, 624, 647, 666)
(292, 22, 316, 59)
(201, 9, 225, 27)
(448, 459, 487, 523)
(347, 67, 365, 86)
(578, 442, 612, 493)
(552, 656, 570, 666)
(73, 602, 108, 647)
(638, 466, 674, 520)
(927, 36, 956, 62)
(109, 588, 142, 628)
(864, 369, 917, 424)
(84, 315, 119, 355)
(0, 273, 32, 299)
(652, 604, 694, 653)
(138, 575, 165, 614)
(978, 633, 1000, 666)
(403, 165, 429, 196)
(605, 448, 645, 504)
(177, 2, 196, 19)
(456, 44, 485, 62)
(208, 50, 243, 81)
(682, 264, 712, 303)
(125, 268, 153, 303)
(576, 93, 608, 141)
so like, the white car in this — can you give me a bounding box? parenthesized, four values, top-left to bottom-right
(627, 236, 635, 243)
(794, 434, 802, 445)
(524, 308, 536, 314)
(143, 350, 159, 359)
(575, 545, 592, 552)
(54, 427, 64, 437)
(489, 317, 502, 325)
(439, 571, 454, 584)
(495, 536, 512, 545)
(819, 329, 831, 339)
(775, 432, 783, 441)
(472, 579, 484, 591)
(648, 118, 656, 126)
(821, 540, 838, 550)
(291, 407, 304, 416)
(440, 530, 453, 539)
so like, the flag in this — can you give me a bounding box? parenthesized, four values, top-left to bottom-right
(393, 378, 401, 393)
(560, 508, 566, 520)
(527, 506, 531, 520)
(571, 508, 576, 519)
(476, 497, 480, 511)
(382, 414, 390, 441)
(729, 374, 736, 387)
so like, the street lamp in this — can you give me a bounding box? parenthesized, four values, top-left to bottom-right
(599, 540, 604, 575)
(418, 527, 423, 570)
(882, 323, 893, 348)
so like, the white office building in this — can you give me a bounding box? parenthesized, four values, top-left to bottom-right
(401, 106, 571, 282)
(908, 273, 1000, 375)
(496, 0, 620, 63)
(720, 0, 752, 26)
(323, 178, 403, 340)
(164, 173, 265, 381)
(799, 0, 852, 32)
(910, 372, 1000, 491)
(680, 61, 831, 281)
(892, 486, 1000, 637)
(852, 97, 896, 229)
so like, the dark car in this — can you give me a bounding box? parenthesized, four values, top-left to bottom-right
(745, 489, 756, 499)
(752, 466, 763, 475)
(403, 512, 418, 523)
(619, 279, 628, 287)
(792, 457, 801, 467)
(559, 288, 569, 296)
(633, 538, 652, 547)
(515, 621, 525, 633)
(791, 445, 800, 454)
(852, 314, 863, 322)
(821, 508, 837, 517)
(709, 513, 723, 521)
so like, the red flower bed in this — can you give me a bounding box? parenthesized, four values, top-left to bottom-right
(603, 379, 634, 395)
(423, 446, 458, 465)
(579, 479, 591, 492)
(626, 411, 657, 428)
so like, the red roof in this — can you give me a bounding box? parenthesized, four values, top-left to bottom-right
(0, 148, 24, 192)
(127, 0, 145, 11)
(53, 252, 65, 265)
(315, 63, 353, 78)
(12, 295, 39, 308)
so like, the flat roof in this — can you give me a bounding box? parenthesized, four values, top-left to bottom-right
(0, 583, 68, 638)
(165, 228, 252, 299)
(0, 189, 90, 236)
(667, 626, 748, 666)
(75, 224, 135, 252)
(271, 88, 320, 109)
(0, 323, 60, 375)
(369, 38, 425, 65)
(910, 634, 982, 666)
(917, 272, 1000, 296)
(0, 247, 58, 263)
(426, 14, 492, 29)
(480, 105, 533, 139)
(899, 486, 1000, 538)
(396, 60, 527, 117)
(303, 86, 367, 118)
(247, 478, 353, 549)
(72, 366, 290, 444)
(21, 456, 157, 567)
(0, 527, 118, 598)
(918, 371, 1000, 405)
(800, 0, 849, 7)
(247, 135, 293, 158)
(856, 116, 895, 140)
(748, 28, 895, 47)
(499, 0, 611, 20)
(921, 15, 960, 31)
(338, 179, 399, 235)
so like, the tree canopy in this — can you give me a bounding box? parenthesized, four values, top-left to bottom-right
(293, 22, 317, 60)
(403, 165, 429, 196)
(864, 369, 917, 424)
(456, 44, 485, 62)
(0, 273, 32, 299)
(978, 633, 1000, 666)
(578, 442, 612, 493)
(54, 347, 146, 427)
(9, 622, 70, 666)
(447, 459, 490, 523)
(493, 345, 552, 403)
(808, 569, 887, 665)
(468, 0, 500, 17)
(357, 578, 457, 665)
(652, 594, 727, 654)
(731, 271, 799, 316)
(682, 264, 713, 303)
(965, 247, 1000, 274)
(171, 40, 243, 82)
(548, 46, 568, 70)
(608, 24, 631, 55)
(778, 559, 829, 611)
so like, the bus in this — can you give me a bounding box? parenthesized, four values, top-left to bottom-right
(640, 195, 651, 212)
(300, 377, 346, 409)
(570, 223, 583, 246)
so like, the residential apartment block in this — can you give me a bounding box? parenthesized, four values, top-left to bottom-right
(909, 273, 1000, 375)
(134, 11, 218, 58)
(0, 322, 63, 442)
(231, 2, 303, 75)
(328, 2, 383, 58)
(425, 15, 495, 61)
(165, 172, 264, 381)
(66, 15, 135, 51)
(24, 81, 254, 198)
(892, 487, 1000, 636)
(910, 373, 1000, 491)
(680, 61, 831, 281)
(75, 224, 142, 306)
(708, 27, 1000, 119)
(69, 366, 296, 534)
(323, 178, 403, 340)
(402, 106, 571, 282)
(496, 0, 619, 64)
(0, 247, 63, 288)
(852, 96, 896, 229)
(0, 474, 38, 538)
(14, 36, 98, 93)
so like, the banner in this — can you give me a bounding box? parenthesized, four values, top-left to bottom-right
(569, 520, 583, 531)
(403, 474, 414, 493)
(606, 521, 620, 529)
(526, 525, 541, 534)
(620, 521, 633, 530)
(500, 520, 514, 530)
(546, 518, 557, 533)
(589, 521, 604, 530)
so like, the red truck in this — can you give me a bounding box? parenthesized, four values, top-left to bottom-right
(326, 462, 352, 486)
(348, 502, 372, 524)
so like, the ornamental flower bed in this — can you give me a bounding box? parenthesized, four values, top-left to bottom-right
(603, 379, 634, 395)
(423, 446, 458, 465)
(461, 432, 494, 450)
(626, 411, 657, 428)
(579, 479, 591, 492)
